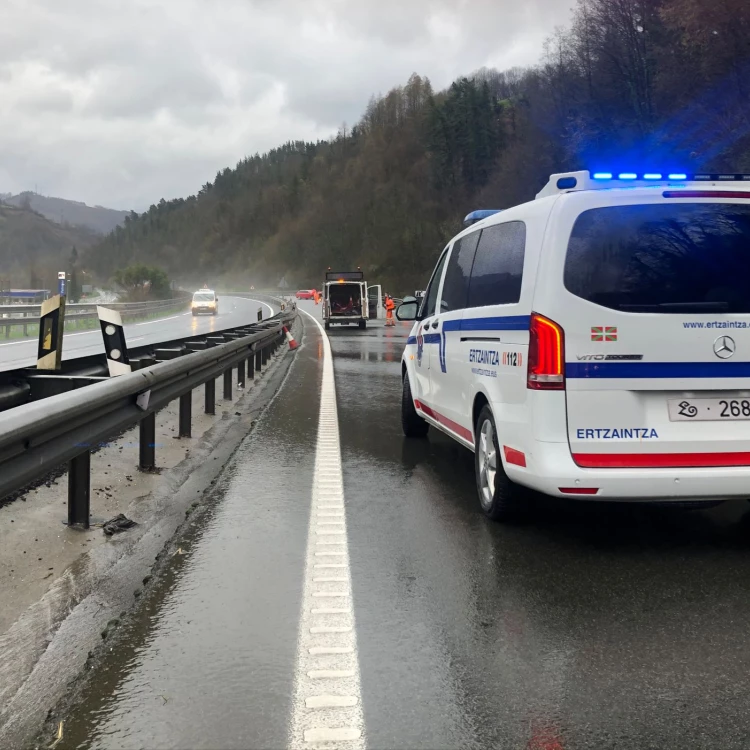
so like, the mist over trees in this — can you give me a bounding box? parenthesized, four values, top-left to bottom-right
(85, 0, 750, 294)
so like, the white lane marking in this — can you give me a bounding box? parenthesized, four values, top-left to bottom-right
(310, 626, 352, 633)
(312, 592, 350, 598)
(243, 298, 275, 319)
(289, 310, 364, 749)
(136, 314, 181, 326)
(309, 647, 354, 655)
(306, 696, 358, 709)
(304, 728, 361, 743)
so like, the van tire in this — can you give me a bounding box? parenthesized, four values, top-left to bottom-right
(324, 321, 330, 330)
(402, 374, 428, 438)
(359, 321, 366, 329)
(475, 405, 522, 522)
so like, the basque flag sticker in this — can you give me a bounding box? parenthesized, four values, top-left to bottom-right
(591, 326, 618, 342)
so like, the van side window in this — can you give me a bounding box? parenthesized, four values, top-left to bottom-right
(420, 249, 449, 318)
(467, 222, 526, 307)
(440, 231, 480, 312)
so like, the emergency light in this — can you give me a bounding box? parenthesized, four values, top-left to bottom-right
(536, 171, 750, 200)
(463, 209, 503, 227)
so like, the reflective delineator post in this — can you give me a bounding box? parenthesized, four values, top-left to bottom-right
(97, 306, 131, 376)
(37, 294, 66, 371)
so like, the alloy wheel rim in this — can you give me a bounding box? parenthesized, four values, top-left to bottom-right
(478, 419, 497, 509)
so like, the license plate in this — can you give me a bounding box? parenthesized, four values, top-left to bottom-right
(668, 397, 750, 421)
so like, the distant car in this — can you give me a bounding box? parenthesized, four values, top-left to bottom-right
(191, 289, 218, 315)
(296, 289, 317, 300)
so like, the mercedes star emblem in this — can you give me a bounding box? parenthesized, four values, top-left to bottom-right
(713, 336, 736, 359)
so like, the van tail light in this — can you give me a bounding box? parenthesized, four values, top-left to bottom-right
(527, 313, 565, 390)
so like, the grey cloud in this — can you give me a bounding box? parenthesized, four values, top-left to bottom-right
(0, 0, 574, 210)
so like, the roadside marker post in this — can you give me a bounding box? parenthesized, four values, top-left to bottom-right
(97, 306, 132, 377)
(37, 294, 66, 371)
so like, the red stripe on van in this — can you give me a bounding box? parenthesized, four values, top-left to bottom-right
(414, 400, 474, 443)
(574, 452, 750, 468)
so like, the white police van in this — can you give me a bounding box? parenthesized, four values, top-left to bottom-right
(398, 170, 750, 520)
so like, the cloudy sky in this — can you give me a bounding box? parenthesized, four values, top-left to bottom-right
(1, 0, 573, 211)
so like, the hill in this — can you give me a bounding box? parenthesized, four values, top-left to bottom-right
(84, 0, 750, 294)
(4, 193, 128, 235)
(0, 204, 98, 290)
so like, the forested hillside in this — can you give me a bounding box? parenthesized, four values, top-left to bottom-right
(5, 192, 128, 234)
(85, 0, 750, 293)
(0, 204, 97, 290)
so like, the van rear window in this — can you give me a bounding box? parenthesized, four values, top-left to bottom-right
(564, 204, 750, 313)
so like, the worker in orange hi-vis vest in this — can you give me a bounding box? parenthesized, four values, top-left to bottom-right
(385, 294, 396, 326)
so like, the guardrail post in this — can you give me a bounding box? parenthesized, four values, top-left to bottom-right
(247, 354, 255, 380)
(68, 451, 90, 529)
(256, 349, 262, 372)
(179, 392, 192, 437)
(205, 378, 215, 414)
(140, 413, 156, 470)
(262, 346, 268, 366)
(223, 369, 232, 400)
(237, 360, 245, 389)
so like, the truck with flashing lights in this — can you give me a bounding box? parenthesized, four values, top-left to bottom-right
(397, 169, 750, 522)
(323, 269, 369, 330)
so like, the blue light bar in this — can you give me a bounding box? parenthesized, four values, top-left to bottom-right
(463, 209, 503, 227)
(669, 173, 688, 180)
(619, 173, 638, 180)
(592, 172, 613, 180)
(644, 173, 663, 180)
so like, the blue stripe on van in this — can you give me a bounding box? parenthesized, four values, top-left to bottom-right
(438, 316, 530, 371)
(406, 316, 530, 369)
(459, 315, 531, 332)
(567, 361, 750, 379)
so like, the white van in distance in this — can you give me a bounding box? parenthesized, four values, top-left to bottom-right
(191, 289, 218, 316)
(398, 171, 750, 520)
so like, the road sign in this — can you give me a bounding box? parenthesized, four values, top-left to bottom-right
(57, 271, 66, 296)
(37, 294, 66, 370)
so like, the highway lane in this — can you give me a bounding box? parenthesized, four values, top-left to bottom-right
(0, 296, 276, 372)
(52, 301, 750, 749)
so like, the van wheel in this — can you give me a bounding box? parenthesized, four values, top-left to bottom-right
(402, 373, 428, 438)
(359, 321, 366, 329)
(475, 406, 522, 522)
(324, 321, 330, 330)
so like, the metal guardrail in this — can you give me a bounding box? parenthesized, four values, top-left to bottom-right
(0, 306, 297, 528)
(0, 298, 189, 337)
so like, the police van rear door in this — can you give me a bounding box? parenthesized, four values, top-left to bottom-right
(543, 189, 750, 469)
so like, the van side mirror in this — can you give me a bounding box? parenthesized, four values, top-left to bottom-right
(396, 296, 419, 321)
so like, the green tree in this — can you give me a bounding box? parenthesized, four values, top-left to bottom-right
(113, 264, 171, 301)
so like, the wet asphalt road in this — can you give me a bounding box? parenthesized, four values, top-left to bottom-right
(0, 296, 276, 371)
(54, 301, 750, 749)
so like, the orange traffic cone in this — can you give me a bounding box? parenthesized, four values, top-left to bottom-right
(283, 325, 299, 351)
